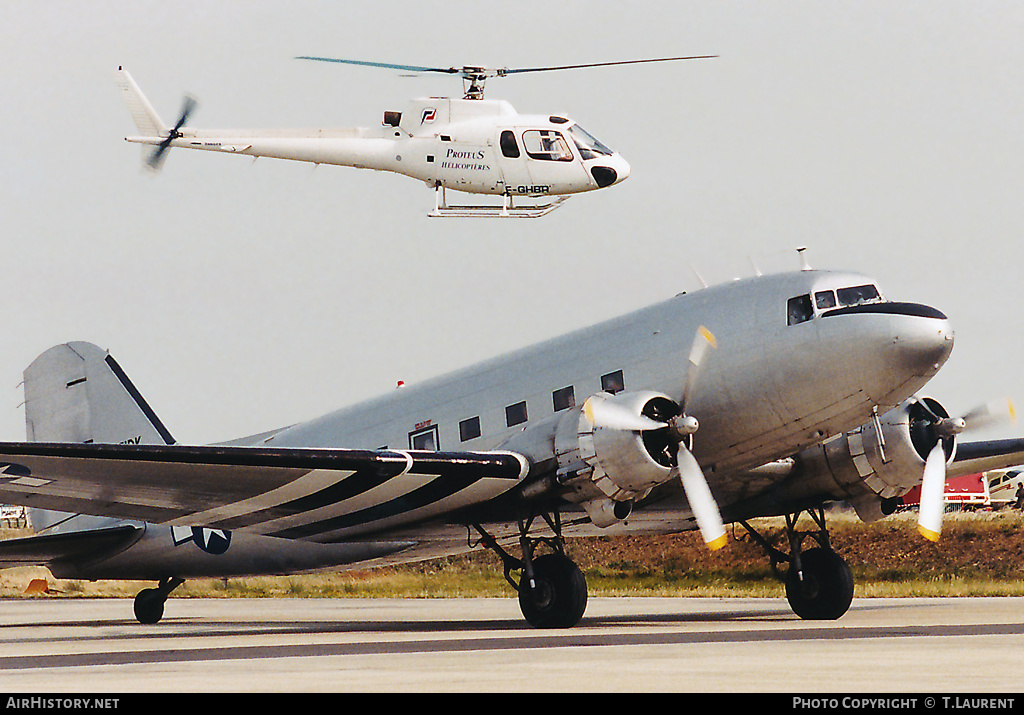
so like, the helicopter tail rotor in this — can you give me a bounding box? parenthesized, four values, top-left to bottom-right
(146, 95, 197, 172)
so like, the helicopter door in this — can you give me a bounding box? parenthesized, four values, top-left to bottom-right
(497, 129, 535, 197)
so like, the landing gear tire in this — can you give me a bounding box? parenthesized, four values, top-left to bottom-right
(132, 577, 184, 624)
(133, 588, 166, 625)
(785, 547, 854, 620)
(518, 553, 588, 629)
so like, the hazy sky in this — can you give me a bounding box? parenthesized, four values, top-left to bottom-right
(2, 1, 1023, 446)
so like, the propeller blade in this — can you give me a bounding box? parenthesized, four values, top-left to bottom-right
(960, 398, 1017, 433)
(680, 326, 717, 411)
(146, 95, 197, 172)
(172, 95, 197, 132)
(501, 56, 719, 75)
(917, 440, 948, 542)
(146, 141, 172, 171)
(677, 444, 727, 550)
(582, 395, 665, 432)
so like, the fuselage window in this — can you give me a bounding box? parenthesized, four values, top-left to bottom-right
(506, 401, 528, 427)
(837, 284, 880, 306)
(459, 416, 481, 442)
(553, 385, 575, 412)
(815, 290, 837, 310)
(601, 370, 624, 394)
(409, 424, 439, 451)
(500, 130, 520, 159)
(522, 130, 574, 162)
(787, 294, 814, 326)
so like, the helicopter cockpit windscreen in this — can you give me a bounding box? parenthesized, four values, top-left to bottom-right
(568, 124, 614, 160)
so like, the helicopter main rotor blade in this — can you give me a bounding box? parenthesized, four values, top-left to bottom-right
(295, 57, 461, 74)
(500, 55, 718, 75)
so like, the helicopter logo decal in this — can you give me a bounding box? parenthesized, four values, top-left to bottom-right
(420, 107, 437, 124)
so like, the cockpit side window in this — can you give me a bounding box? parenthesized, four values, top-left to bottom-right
(837, 284, 880, 306)
(522, 130, 573, 161)
(500, 130, 520, 158)
(815, 290, 837, 310)
(787, 294, 814, 326)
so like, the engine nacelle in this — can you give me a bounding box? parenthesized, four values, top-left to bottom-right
(499, 390, 682, 527)
(557, 390, 679, 524)
(790, 396, 956, 520)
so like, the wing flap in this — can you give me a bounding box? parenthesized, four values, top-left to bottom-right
(0, 443, 528, 541)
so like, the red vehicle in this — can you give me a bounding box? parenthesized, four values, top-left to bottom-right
(901, 473, 990, 511)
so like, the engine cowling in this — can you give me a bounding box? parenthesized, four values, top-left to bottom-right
(555, 390, 680, 525)
(499, 389, 683, 527)
(793, 397, 956, 520)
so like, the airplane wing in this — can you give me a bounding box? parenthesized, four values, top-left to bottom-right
(949, 438, 1024, 477)
(0, 443, 528, 542)
(0, 525, 142, 567)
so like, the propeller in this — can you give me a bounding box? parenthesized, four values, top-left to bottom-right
(914, 397, 1016, 541)
(295, 55, 717, 100)
(147, 95, 197, 171)
(960, 398, 1017, 433)
(584, 326, 725, 549)
(670, 327, 727, 550)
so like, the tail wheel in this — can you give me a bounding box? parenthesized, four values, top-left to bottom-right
(133, 588, 165, 624)
(785, 548, 854, 620)
(518, 553, 588, 629)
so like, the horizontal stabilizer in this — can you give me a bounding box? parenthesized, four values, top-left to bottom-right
(0, 525, 141, 567)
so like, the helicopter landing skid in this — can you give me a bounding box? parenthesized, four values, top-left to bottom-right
(429, 188, 569, 219)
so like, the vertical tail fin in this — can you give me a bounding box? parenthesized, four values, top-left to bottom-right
(22, 341, 173, 533)
(24, 342, 174, 446)
(115, 66, 169, 138)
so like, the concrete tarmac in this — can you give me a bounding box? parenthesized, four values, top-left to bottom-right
(0, 596, 1022, 692)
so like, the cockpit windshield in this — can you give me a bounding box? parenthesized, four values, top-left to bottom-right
(568, 124, 613, 159)
(788, 283, 884, 325)
(836, 284, 880, 306)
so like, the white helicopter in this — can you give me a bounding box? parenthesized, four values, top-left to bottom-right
(117, 56, 714, 218)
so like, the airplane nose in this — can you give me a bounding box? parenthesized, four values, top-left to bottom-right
(891, 306, 954, 376)
(819, 302, 954, 397)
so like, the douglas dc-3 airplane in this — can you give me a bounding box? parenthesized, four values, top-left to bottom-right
(1, 266, 1022, 627)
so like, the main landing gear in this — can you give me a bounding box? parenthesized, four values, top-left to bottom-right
(133, 577, 184, 624)
(473, 512, 588, 628)
(741, 506, 854, 620)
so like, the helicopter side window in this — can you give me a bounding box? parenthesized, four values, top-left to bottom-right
(500, 130, 520, 158)
(568, 124, 613, 160)
(522, 130, 573, 162)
